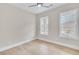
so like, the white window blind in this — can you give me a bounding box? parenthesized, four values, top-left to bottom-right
(60, 9, 79, 40)
(40, 16, 48, 35)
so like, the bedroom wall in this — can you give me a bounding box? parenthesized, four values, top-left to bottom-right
(0, 4, 35, 50)
(36, 3, 79, 50)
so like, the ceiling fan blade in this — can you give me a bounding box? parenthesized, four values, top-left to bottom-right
(29, 5, 37, 7)
(43, 4, 53, 8)
(43, 6, 50, 8)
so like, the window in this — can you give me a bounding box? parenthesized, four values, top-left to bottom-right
(59, 9, 78, 40)
(40, 16, 48, 35)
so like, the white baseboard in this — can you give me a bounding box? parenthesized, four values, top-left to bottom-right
(0, 37, 79, 52)
(37, 38, 79, 50)
(0, 39, 35, 52)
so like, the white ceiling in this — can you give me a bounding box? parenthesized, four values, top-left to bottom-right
(10, 3, 65, 14)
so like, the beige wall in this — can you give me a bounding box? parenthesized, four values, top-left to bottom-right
(0, 4, 35, 49)
(36, 3, 79, 49)
(0, 3, 79, 50)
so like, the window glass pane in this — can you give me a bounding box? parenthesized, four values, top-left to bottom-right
(40, 18, 45, 34)
(40, 16, 48, 35)
(60, 9, 78, 40)
(44, 16, 48, 35)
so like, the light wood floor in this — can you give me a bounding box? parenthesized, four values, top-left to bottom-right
(0, 39, 79, 55)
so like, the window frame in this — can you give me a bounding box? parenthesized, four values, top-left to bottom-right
(40, 16, 48, 35)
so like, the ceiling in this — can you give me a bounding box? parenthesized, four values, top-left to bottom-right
(10, 3, 65, 14)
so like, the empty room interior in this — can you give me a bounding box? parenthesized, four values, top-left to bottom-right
(0, 3, 79, 55)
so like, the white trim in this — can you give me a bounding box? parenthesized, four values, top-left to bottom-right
(40, 16, 48, 35)
(37, 38, 79, 50)
(0, 39, 35, 52)
(59, 9, 79, 40)
(0, 37, 79, 52)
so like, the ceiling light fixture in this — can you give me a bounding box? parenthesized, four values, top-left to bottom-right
(29, 3, 53, 8)
(37, 4, 41, 7)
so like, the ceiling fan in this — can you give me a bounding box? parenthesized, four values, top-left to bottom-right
(29, 3, 53, 8)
